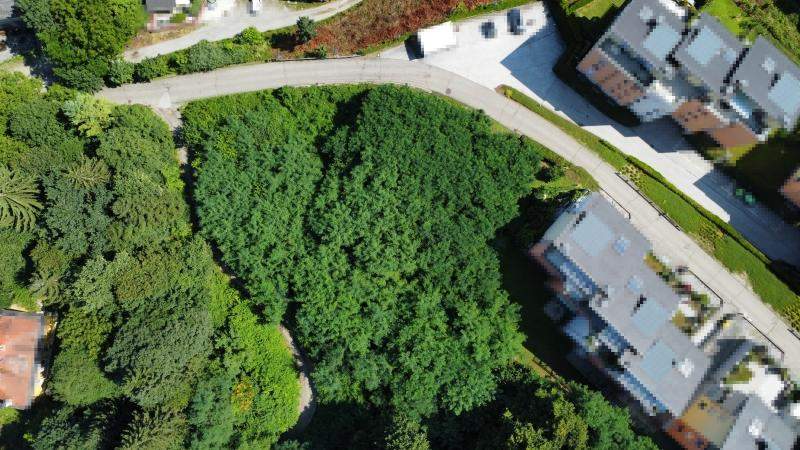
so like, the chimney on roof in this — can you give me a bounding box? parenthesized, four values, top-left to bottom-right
(677, 358, 694, 378)
(748, 419, 764, 438)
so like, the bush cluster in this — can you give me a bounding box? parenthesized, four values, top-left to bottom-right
(133, 28, 273, 82)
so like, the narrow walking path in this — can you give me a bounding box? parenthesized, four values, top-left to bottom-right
(278, 325, 316, 434)
(99, 57, 800, 375)
(125, 0, 361, 62)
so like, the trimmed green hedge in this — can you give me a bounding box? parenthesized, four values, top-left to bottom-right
(132, 27, 284, 83)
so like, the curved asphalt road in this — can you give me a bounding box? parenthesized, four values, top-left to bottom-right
(99, 57, 800, 374)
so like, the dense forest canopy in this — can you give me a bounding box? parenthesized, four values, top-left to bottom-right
(0, 70, 655, 448)
(185, 85, 538, 418)
(0, 72, 299, 449)
(182, 84, 657, 448)
(16, 0, 145, 91)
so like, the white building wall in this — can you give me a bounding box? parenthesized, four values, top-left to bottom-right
(629, 80, 680, 122)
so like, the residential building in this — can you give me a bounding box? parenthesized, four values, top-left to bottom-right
(781, 167, 800, 209)
(577, 0, 800, 148)
(0, 310, 45, 410)
(146, 0, 192, 30)
(535, 193, 800, 448)
(532, 193, 711, 417)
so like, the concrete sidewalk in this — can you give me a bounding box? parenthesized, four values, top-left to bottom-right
(99, 57, 800, 375)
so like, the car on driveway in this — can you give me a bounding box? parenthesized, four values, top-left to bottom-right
(507, 8, 524, 35)
(481, 21, 497, 39)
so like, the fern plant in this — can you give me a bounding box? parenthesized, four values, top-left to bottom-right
(64, 156, 111, 189)
(0, 165, 42, 231)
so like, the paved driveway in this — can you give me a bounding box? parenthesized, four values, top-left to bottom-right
(380, 2, 800, 266)
(125, 0, 361, 62)
(99, 58, 800, 375)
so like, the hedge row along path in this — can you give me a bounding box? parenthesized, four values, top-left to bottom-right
(100, 57, 800, 375)
(124, 0, 362, 62)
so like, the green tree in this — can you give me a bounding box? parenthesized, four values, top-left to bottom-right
(119, 408, 188, 450)
(62, 94, 114, 137)
(385, 415, 431, 450)
(33, 404, 109, 450)
(296, 16, 317, 43)
(237, 26, 265, 45)
(64, 156, 111, 189)
(17, 0, 145, 89)
(106, 59, 135, 86)
(186, 364, 237, 449)
(0, 229, 33, 308)
(7, 98, 72, 150)
(226, 303, 300, 446)
(50, 347, 119, 406)
(190, 86, 536, 418)
(0, 165, 42, 231)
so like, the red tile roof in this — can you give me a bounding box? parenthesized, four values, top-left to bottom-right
(0, 310, 44, 409)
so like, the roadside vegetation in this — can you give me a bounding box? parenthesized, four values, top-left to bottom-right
(122, 0, 534, 85)
(501, 85, 800, 329)
(183, 84, 655, 447)
(16, 0, 146, 91)
(0, 71, 299, 449)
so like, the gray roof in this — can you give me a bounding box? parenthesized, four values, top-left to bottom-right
(673, 14, 745, 95)
(730, 36, 800, 128)
(722, 396, 799, 450)
(550, 194, 683, 352)
(0, 0, 14, 20)
(545, 193, 711, 416)
(146, 0, 177, 12)
(622, 325, 711, 416)
(605, 0, 688, 73)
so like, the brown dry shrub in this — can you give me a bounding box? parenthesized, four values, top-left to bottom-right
(300, 0, 497, 54)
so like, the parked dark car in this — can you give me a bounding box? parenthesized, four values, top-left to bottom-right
(481, 20, 497, 39)
(507, 8, 524, 35)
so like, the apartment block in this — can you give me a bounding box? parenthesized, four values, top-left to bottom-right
(534, 193, 800, 448)
(577, 0, 800, 148)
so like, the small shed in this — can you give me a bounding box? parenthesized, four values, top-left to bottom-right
(416, 21, 457, 57)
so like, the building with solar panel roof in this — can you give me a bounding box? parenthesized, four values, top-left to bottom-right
(534, 192, 800, 449)
(576, 0, 800, 148)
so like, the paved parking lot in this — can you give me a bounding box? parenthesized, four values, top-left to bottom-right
(380, 2, 800, 265)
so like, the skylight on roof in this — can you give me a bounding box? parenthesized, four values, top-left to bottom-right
(639, 5, 654, 22)
(723, 47, 738, 64)
(571, 214, 614, 257)
(763, 57, 776, 73)
(613, 236, 631, 255)
(768, 73, 800, 117)
(687, 26, 724, 66)
(627, 275, 644, 293)
(632, 299, 668, 337)
(641, 340, 676, 381)
(643, 23, 681, 61)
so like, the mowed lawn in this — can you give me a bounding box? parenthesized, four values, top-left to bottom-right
(574, 0, 626, 19)
(727, 133, 800, 213)
(701, 0, 751, 37)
